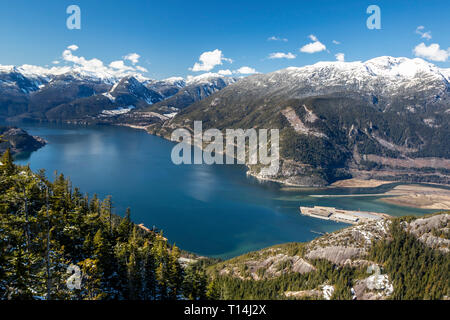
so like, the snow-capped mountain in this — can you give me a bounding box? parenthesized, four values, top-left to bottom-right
(139, 73, 238, 112)
(106, 76, 164, 106)
(161, 57, 450, 186)
(0, 64, 237, 121)
(146, 77, 187, 99)
(226, 56, 449, 111)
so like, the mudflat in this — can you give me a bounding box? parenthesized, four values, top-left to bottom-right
(380, 184, 450, 210)
(331, 179, 394, 188)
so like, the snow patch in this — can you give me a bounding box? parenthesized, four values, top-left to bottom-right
(101, 105, 135, 116)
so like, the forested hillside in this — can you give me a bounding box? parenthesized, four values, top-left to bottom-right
(206, 214, 449, 300)
(0, 149, 207, 300)
(0, 149, 448, 300)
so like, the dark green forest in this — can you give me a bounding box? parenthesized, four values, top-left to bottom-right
(0, 148, 207, 300)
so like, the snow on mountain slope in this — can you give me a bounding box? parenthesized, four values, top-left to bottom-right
(239, 57, 449, 108)
(1, 56, 447, 122)
(186, 72, 237, 86)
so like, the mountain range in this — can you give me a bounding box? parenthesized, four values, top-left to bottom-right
(0, 65, 236, 123)
(152, 57, 450, 185)
(1, 56, 449, 185)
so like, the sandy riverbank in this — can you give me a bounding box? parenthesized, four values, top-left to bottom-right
(331, 178, 395, 188)
(380, 184, 450, 210)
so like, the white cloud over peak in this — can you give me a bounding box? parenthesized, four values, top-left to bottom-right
(335, 53, 345, 62)
(109, 60, 135, 71)
(2, 45, 149, 80)
(268, 52, 296, 59)
(415, 26, 432, 40)
(124, 53, 140, 64)
(62, 48, 104, 71)
(218, 69, 232, 75)
(268, 36, 288, 42)
(59, 45, 149, 78)
(235, 66, 258, 74)
(413, 42, 449, 62)
(191, 49, 232, 72)
(300, 35, 326, 53)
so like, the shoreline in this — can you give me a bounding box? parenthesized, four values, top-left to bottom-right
(110, 123, 450, 211)
(378, 184, 450, 210)
(330, 178, 395, 188)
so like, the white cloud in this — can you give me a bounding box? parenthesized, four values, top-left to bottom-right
(109, 60, 135, 71)
(335, 53, 345, 62)
(415, 26, 432, 40)
(218, 69, 232, 75)
(268, 36, 288, 42)
(190, 49, 232, 72)
(268, 52, 296, 59)
(67, 44, 79, 51)
(332, 40, 341, 45)
(234, 66, 258, 74)
(124, 53, 140, 64)
(62, 49, 104, 70)
(413, 42, 449, 62)
(8, 45, 149, 80)
(60, 45, 149, 78)
(136, 66, 148, 73)
(308, 34, 318, 42)
(300, 35, 326, 53)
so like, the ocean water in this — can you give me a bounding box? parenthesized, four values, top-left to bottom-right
(13, 123, 434, 259)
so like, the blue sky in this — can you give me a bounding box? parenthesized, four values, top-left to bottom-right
(0, 0, 449, 79)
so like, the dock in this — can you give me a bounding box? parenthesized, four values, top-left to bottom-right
(299, 206, 390, 224)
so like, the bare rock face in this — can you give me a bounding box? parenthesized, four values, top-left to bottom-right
(222, 253, 316, 280)
(307, 220, 390, 251)
(405, 213, 450, 253)
(284, 290, 321, 299)
(353, 272, 394, 300)
(302, 220, 392, 265)
(248, 159, 329, 187)
(305, 246, 363, 265)
(291, 257, 316, 274)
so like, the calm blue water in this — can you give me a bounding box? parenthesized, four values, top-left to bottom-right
(12, 123, 434, 259)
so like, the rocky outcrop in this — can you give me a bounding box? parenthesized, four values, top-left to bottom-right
(209, 213, 449, 300)
(218, 252, 316, 280)
(0, 126, 46, 155)
(405, 213, 450, 253)
(305, 246, 363, 265)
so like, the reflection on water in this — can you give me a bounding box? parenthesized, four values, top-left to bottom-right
(10, 122, 435, 259)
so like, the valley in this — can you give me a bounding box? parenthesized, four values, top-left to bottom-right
(2, 57, 449, 188)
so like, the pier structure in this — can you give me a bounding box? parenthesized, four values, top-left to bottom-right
(299, 206, 390, 224)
